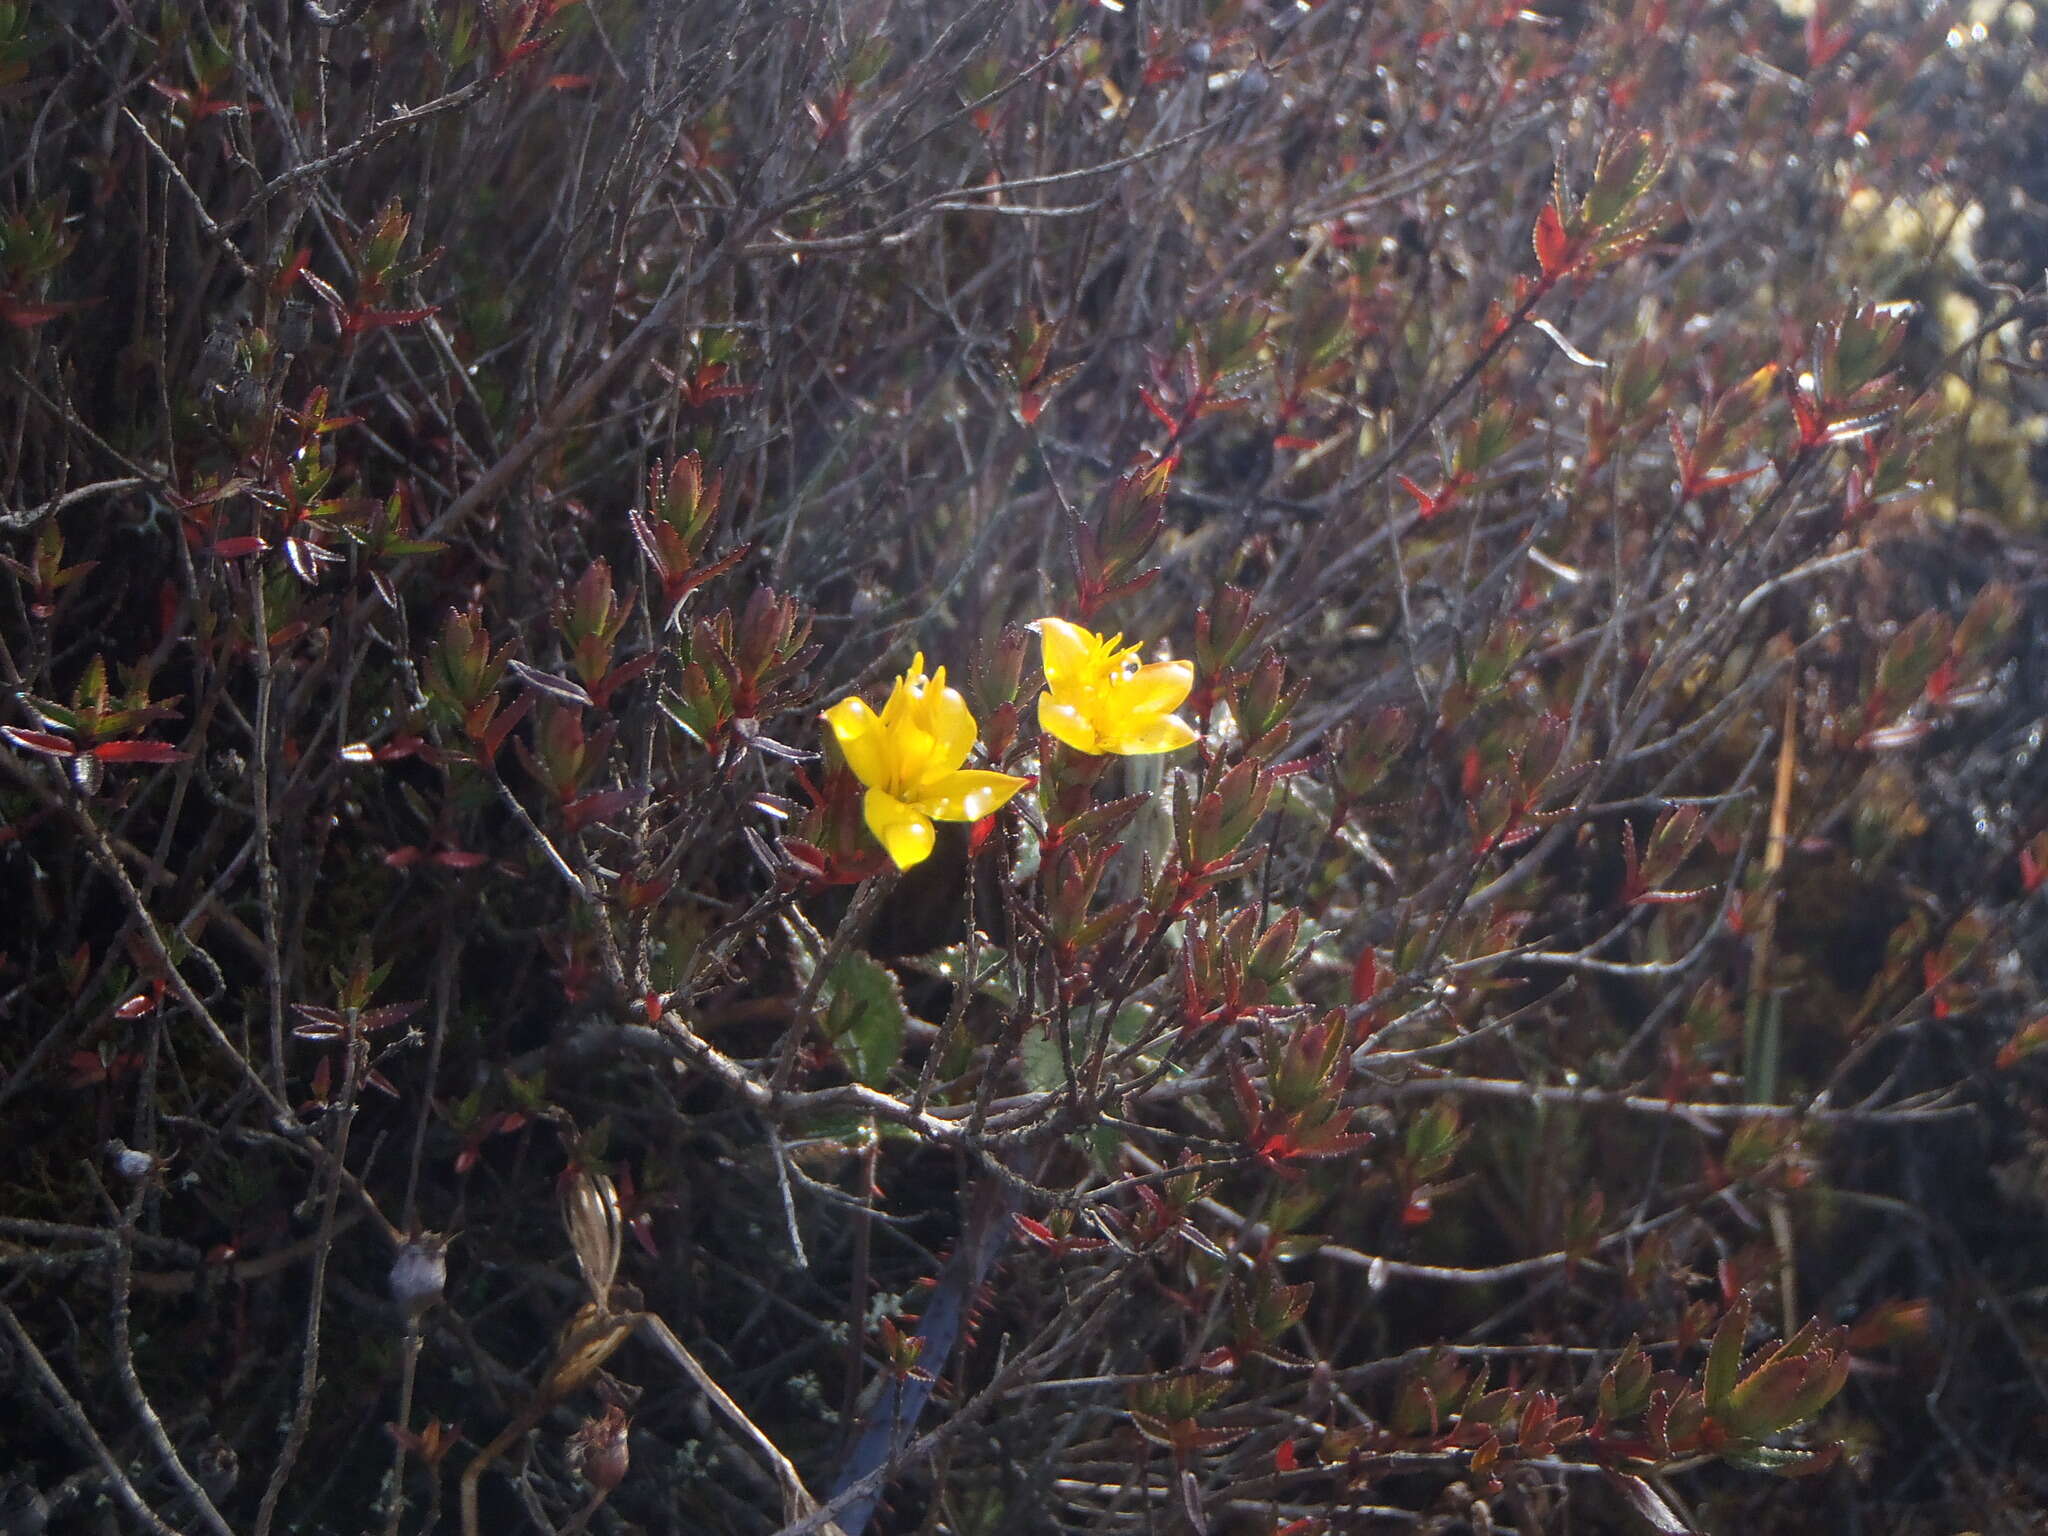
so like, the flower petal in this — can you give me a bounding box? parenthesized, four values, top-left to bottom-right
(864, 788, 936, 869)
(1119, 658, 1195, 717)
(1033, 617, 1098, 690)
(917, 769, 1030, 822)
(891, 718, 940, 788)
(878, 654, 926, 730)
(823, 696, 892, 789)
(914, 675, 978, 783)
(1107, 712, 1199, 755)
(1038, 691, 1102, 754)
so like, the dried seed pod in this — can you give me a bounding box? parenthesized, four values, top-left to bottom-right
(193, 1437, 239, 1498)
(220, 372, 268, 427)
(104, 1140, 157, 1181)
(197, 326, 239, 385)
(567, 1404, 631, 1494)
(389, 1232, 449, 1324)
(275, 301, 314, 356)
(561, 1166, 621, 1310)
(0, 1479, 49, 1536)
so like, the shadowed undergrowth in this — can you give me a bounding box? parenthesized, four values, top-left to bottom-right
(4, 1, 2048, 1532)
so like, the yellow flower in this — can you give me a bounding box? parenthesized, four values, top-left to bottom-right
(822, 654, 1029, 870)
(1032, 617, 1200, 757)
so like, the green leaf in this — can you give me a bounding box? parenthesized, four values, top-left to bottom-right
(1726, 1443, 1835, 1477)
(1599, 1338, 1654, 1424)
(1873, 611, 1951, 707)
(788, 1110, 872, 1145)
(1021, 1019, 1069, 1095)
(1581, 130, 1666, 234)
(819, 951, 908, 1087)
(1704, 1297, 1749, 1413)
(901, 941, 1018, 1009)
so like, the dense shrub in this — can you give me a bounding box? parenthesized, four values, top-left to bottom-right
(4, 1, 2048, 1533)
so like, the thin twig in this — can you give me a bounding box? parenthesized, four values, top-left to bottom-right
(0, 476, 144, 533)
(0, 1299, 187, 1536)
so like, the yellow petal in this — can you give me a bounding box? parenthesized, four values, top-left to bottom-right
(913, 676, 978, 783)
(823, 696, 892, 789)
(864, 788, 936, 869)
(917, 769, 1030, 822)
(1119, 658, 1195, 717)
(891, 718, 940, 788)
(1038, 691, 1102, 754)
(1107, 713, 1199, 755)
(878, 655, 928, 730)
(1033, 617, 1098, 690)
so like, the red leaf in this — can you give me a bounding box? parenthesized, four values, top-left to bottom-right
(1532, 202, 1573, 279)
(1856, 717, 1933, 751)
(496, 31, 562, 73)
(1349, 947, 1378, 1005)
(2, 727, 78, 757)
(561, 786, 648, 833)
(479, 692, 535, 763)
(593, 651, 660, 706)
(1631, 886, 1713, 906)
(1137, 387, 1180, 433)
(344, 733, 428, 765)
(508, 659, 594, 707)
(91, 739, 188, 764)
(359, 1001, 424, 1033)
(271, 247, 313, 298)
(628, 1212, 658, 1260)
(1459, 748, 1485, 801)
(1397, 473, 1451, 520)
(1804, 10, 1851, 70)
(1789, 383, 1826, 449)
(342, 305, 440, 336)
(627, 510, 672, 578)
(208, 535, 269, 560)
(0, 296, 83, 329)
(969, 813, 998, 857)
(1998, 1015, 2048, 1069)
(1687, 464, 1765, 496)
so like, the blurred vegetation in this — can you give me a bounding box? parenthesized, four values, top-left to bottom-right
(4, 0, 2048, 1533)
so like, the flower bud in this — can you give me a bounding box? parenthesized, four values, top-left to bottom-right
(972, 624, 1031, 716)
(1194, 584, 1265, 679)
